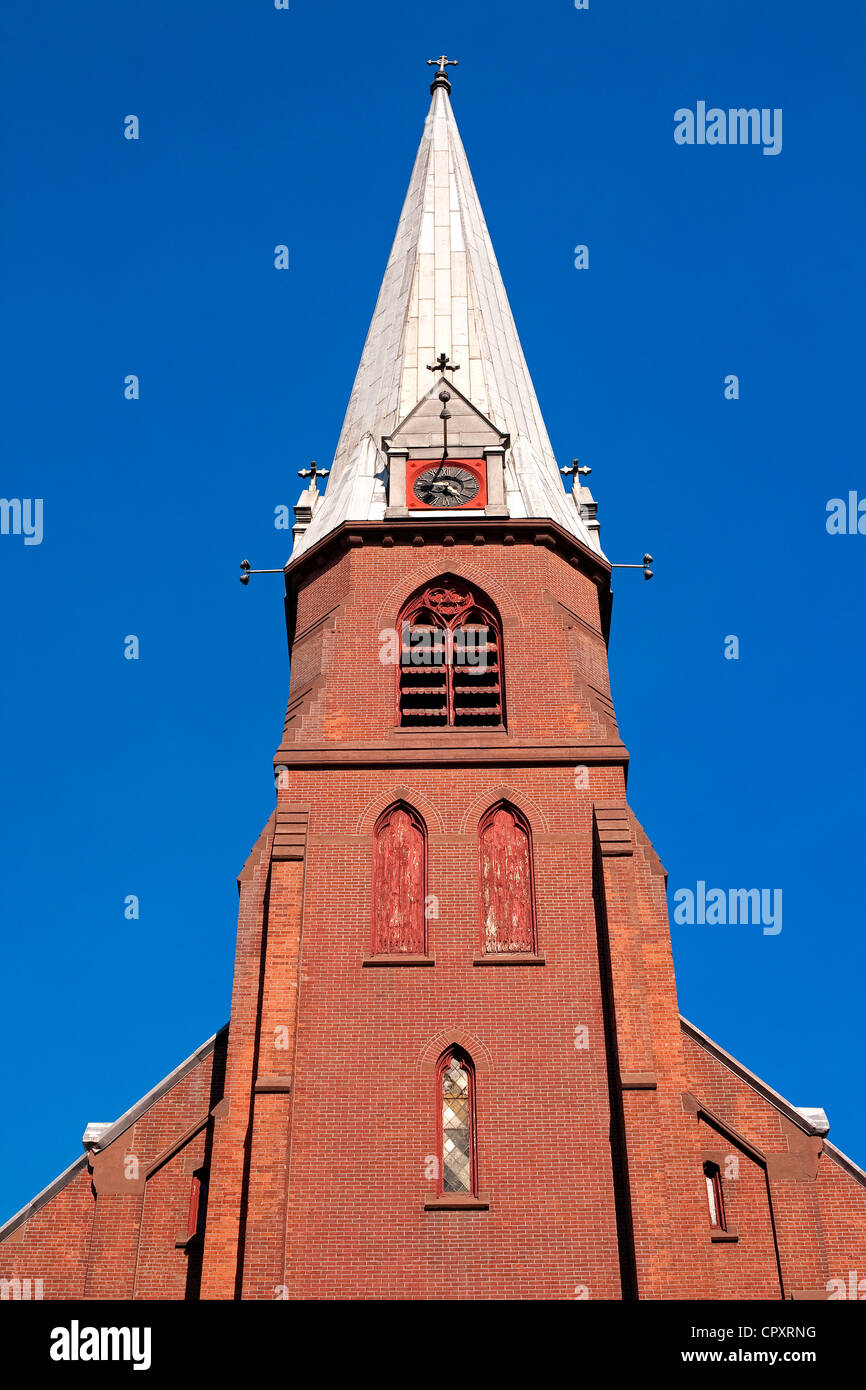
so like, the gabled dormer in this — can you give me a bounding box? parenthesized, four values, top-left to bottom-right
(383, 372, 509, 519)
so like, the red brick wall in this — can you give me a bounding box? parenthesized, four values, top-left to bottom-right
(818, 1155, 866, 1298)
(279, 763, 623, 1298)
(0, 1165, 93, 1300)
(198, 819, 275, 1301)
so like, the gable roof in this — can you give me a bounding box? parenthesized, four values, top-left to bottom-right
(681, 1014, 866, 1186)
(0, 1026, 228, 1244)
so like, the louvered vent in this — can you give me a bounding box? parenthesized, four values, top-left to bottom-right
(400, 620, 448, 726)
(398, 582, 504, 729)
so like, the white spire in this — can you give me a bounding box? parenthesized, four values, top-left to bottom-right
(292, 76, 601, 558)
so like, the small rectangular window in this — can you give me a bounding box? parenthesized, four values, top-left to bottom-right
(704, 1162, 726, 1230)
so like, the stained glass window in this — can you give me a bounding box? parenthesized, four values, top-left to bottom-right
(441, 1051, 474, 1194)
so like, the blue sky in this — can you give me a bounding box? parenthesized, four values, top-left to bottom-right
(1, 0, 864, 1220)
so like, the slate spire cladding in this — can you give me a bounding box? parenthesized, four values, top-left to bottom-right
(293, 71, 600, 557)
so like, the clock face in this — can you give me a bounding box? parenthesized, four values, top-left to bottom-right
(412, 465, 480, 508)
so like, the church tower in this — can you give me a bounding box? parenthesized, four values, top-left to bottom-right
(199, 60, 717, 1301)
(3, 60, 864, 1306)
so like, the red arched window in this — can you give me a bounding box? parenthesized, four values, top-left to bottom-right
(397, 578, 504, 728)
(479, 802, 537, 954)
(437, 1048, 477, 1196)
(372, 802, 427, 956)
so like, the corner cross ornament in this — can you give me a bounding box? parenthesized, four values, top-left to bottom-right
(427, 352, 460, 377)
(427, 55, 458, 75)
(298, 460, 329, 486)
(559, 458, 592, 481)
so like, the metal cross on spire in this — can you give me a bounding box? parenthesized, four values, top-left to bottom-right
(559, 458, 592, 482)
(427, 55, 458, 93)
(427, 55, 458, 75)
(427, 352, 460, 377)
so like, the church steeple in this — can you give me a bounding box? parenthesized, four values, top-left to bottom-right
(292, 64, 601, 559)
(5, 55, 864, 1311)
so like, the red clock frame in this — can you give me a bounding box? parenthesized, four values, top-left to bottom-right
(407, 458, 487, 510)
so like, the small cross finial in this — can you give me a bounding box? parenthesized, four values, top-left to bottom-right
(559, 458, 592, 481)
(296, 458, 326, 492)
(298, 460, 329, 486)
(427, 55, 458, 75)
(427, 352, 460, 377)
(427, 55, 458, 93)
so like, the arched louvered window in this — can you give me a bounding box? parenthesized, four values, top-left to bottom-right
(371, 802, 427, 956)
(437, 1048, 477, 1196)
(398, 578, 504, 728)
(479, 802, 537, 954)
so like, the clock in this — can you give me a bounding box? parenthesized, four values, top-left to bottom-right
(408, 461, 485, 509)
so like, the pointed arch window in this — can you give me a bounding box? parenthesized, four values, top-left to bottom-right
(479, 802, 537, 955)
(371, 802, 427, 956)
(397, 579, 504, 728)
(438, 1048, 477, 1196)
